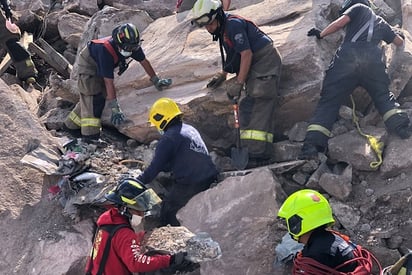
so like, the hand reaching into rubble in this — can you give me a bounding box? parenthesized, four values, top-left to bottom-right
(151, 75, 172, 91)
(169, 251, 194, 271)
(207, 72, 226, 89)
(108, 99, 126, 125)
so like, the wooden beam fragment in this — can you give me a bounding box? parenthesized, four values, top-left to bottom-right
(29, 38, 72, 79)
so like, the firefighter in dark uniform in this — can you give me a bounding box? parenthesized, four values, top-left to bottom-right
(278, 189, 381, 274)
(137, 97, 218, 227)
(299, 0, 410, 159)
(0, 0, 37, 83)
(64, 23, 172, 140)
(191, 0, 282, 166)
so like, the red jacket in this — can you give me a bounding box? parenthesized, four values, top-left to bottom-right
(86, 207, 171, 275)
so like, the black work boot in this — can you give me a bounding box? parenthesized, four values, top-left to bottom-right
(395, 124, 412, 139)
(298, 143, 324, 160)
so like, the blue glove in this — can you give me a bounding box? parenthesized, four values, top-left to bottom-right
(151, 75, 172, 91)
(108, 99, 125, 125)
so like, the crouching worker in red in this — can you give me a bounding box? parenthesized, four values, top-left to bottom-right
(85, 178, 192, 275)
(277, 189, 382, 275)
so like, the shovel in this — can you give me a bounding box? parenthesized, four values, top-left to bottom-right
(231, 99, 249, 170)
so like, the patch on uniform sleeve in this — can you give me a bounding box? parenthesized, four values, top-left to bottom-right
(234, 33, 245, 45)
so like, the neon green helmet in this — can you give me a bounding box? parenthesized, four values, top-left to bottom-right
(191, 0, 222, 27)
(149, 97, 183, 131)
(277, 189, 335, 240)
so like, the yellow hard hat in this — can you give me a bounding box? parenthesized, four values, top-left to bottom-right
(149, 97, 183, 131)
(277, 189, 335, 240)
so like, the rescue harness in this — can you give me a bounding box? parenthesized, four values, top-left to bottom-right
(293, 230, 382, 275)
(86, 223, 131, 275)
(91, 37, 130, 75)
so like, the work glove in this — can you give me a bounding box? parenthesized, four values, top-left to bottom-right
(151, 75, 172, 91)
(108, 99, 126, 125)
(207, 72, 226, 89)
(224, 77, 244, 101)
(169, 252, 193, 271)
(394, 28, 405, 40)
(307, 27, 322, 39)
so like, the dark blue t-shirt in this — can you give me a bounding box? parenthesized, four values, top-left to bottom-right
(302, 228, 357, 272)
(138, 122, 218, 185)
(223, 14, 272, 54)
(88, 38, 146, 78)
(343, 4, 396, 45)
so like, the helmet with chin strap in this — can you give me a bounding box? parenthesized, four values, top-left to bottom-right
(277, 189, 335, 241)
(191, 0, 223, 27)
(105, 178, 162, 212)
(112, 23, 141, 52)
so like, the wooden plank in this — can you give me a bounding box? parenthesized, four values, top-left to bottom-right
(0, 54, 12, 76)
(31, 38, 72, 79)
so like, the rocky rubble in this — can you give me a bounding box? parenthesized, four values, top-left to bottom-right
(1, 0, 412, 274)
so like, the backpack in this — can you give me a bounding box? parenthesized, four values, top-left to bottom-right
(293, 230, 382, 275)
(85, 223, 131, 275)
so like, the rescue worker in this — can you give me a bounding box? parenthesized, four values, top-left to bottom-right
(191, 0, 282, 167)
(85, 178, 193, 274)
(64, 23, 172, 140)
(0, 0, 38, 84)
(176, 0, 231, 13)
(137, 97, 218, 226)
(299, 0, 411, 159)
(277, 189, 382, 274)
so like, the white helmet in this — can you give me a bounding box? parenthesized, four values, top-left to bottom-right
(191, 0, 222, 27)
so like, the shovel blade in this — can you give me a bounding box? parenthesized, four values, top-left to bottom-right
(231, 147, 249, 170)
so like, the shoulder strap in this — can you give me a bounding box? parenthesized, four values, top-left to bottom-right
(351, 13, 376, 42)
(91, 37, 119, 64)
(86, 223, 131, 275)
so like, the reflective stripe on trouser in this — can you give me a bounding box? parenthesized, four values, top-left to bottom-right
(304, 124, 332, 149)
(239, 96, 276, 159)
(240, 130, 273, 142)
(237, 43, 280, 160)
(383, 109, 404, 122)
(13, 59, 38, 80)
(64, 74, 106, 136)
(304, 44, 401, 148)
(64, 102, 102, 136)
(383, 109, 410, 133)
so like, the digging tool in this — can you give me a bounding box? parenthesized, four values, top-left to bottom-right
(231, 99, 248, 170)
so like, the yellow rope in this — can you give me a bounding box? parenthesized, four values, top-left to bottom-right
(350, 95, 384, 168)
